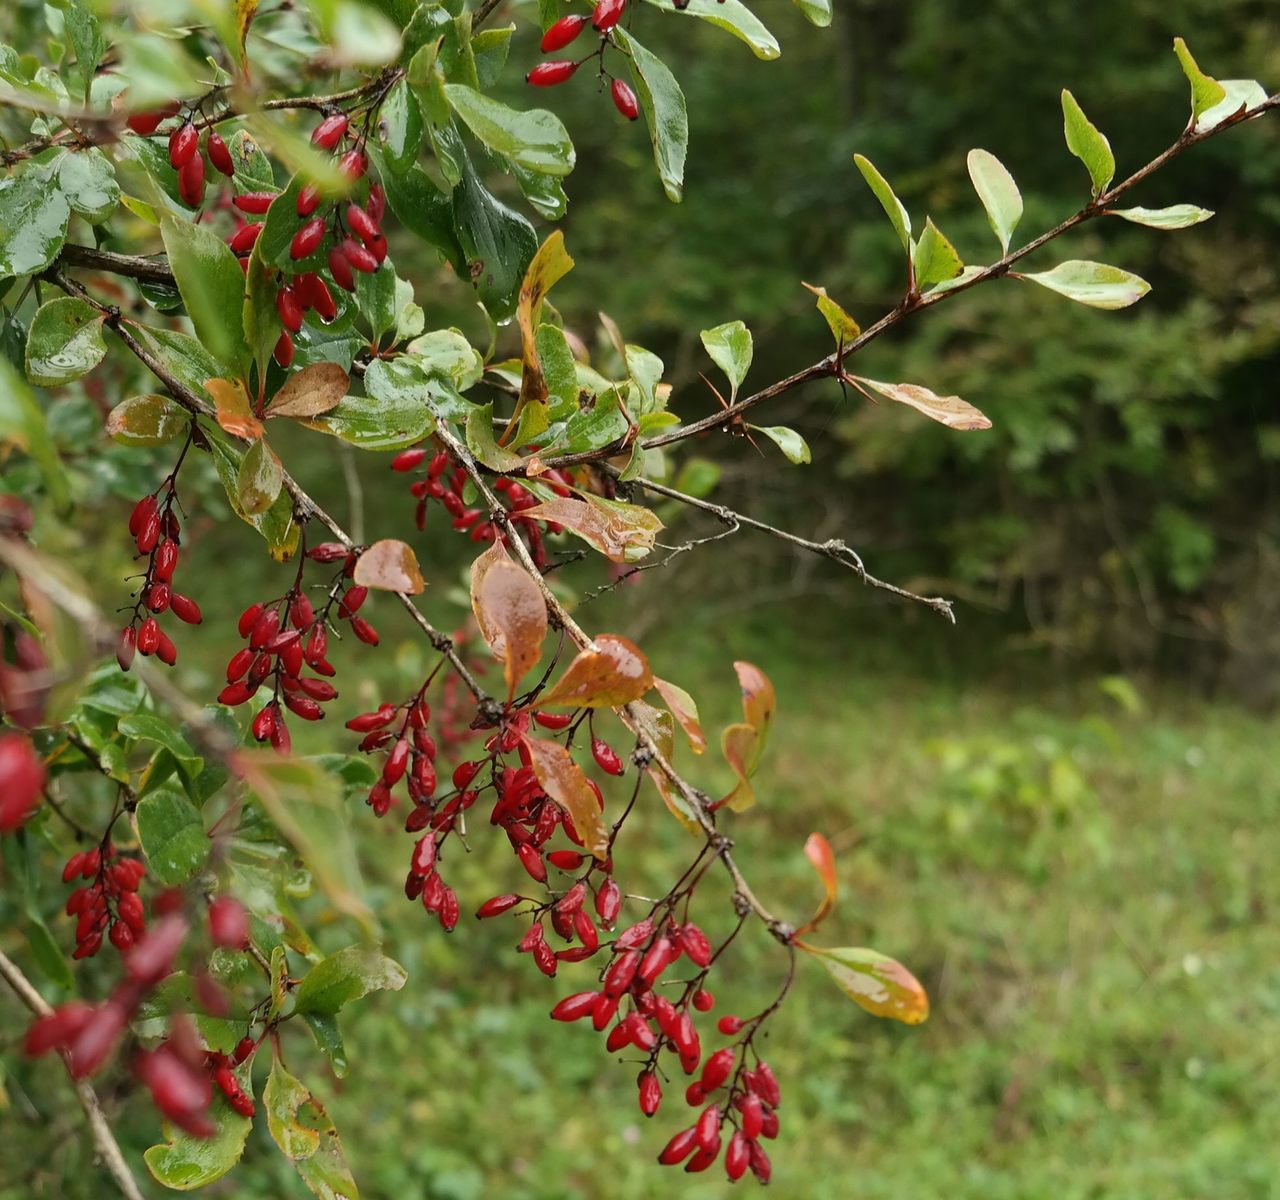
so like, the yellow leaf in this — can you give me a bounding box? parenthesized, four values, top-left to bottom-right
(539, 633, 653, 709)
(205, 377, 264, 440)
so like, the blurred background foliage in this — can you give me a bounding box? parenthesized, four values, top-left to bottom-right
(3, 0, 1280, 1197)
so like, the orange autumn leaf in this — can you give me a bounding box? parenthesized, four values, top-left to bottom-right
(469, 541, 547, 699)
(352, 539, 426, 594)
(795, 833, 838, 935)
(538, 633, 653, 709)
(206, 377, 264, 440)
(523, 735, 609, 859)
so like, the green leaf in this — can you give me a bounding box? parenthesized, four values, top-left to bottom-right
(800, 944, 930, 1025)
(1060, 89, 1114, 199)
(0, 358, 70, 508)
(302, 1013, 348, 1078)
(640, 0, 779, 61)
(1108, 204, 1214, 230)
(236, 439, 284, 515)
(444, 83, 575, 176)
(161, 215, 249, 374)
(120, 713, 204, 784)
(853, 154, 911, 253)
(305, 357, 439, 450)
(966, 148, 1022, 254)
(1172, 37, 1227, 122)
(1022, 259, 1150, 310)
(129, 325, 226, 400)
(294, 945, 407, 1015)
(466, 402, 524, 471)
(56, 149, 119, 224)
(616, 28, 688, 203)
(802, 282, 860, 345)
(750, 424, 810, 464)
(25, 297, 106, 387)
(699, 320, 752, 400)
(63, 3, 107, 101)
(378, 76, 425, 173)
(145, 1097, 252, 1190)
(372, 157, 464, 271)
(0, 168, 70, 276)
(913, 218, 964, 289)
(792, 0, 832, 25)
(1199, 78, 1269, 133)
(264, 1061, 360, 1200)
(117, 32, 205, 108)
(208, 436, 301, 561)
(452, 154, 538, 320)
(135, 785, 210, 886)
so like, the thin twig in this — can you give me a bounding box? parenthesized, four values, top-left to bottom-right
(0, 950, 147, 1200)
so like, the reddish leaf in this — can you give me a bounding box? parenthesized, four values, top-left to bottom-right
(206, 377, 263, 440)
(523, 736, 609, 859)
(652, 677, 705, 754)
(799, 945, 930, 1025)
(719, 661, 776, 812)
(538, 634, 653, 709)
(266, 362, 349, 419)
(795, 833, 837, 935)
(352, 539, 425, 595)
(469, 541, 547, 699)
(521, 495, 662, 564)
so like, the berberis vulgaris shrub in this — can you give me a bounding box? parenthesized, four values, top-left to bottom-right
(0, 1, 1274, 1193)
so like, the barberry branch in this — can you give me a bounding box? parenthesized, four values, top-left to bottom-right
(0, 949, 147, 1200)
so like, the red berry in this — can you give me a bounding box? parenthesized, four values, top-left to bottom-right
(137, 617, 161, 656)
(0, 733, 45, 832)
(527, 61, 580, 87)
(228, 222, 263, 254)
(550, 991, 598, 1022)
(517, 843, 547, 883)
(274, 332, 295, 368)
(327, 243, 355, 292)
(238, 603, 264, 637)
(351, 617, 379, 646)
(178, 154, 205, 208)
(391, 447, 427, 472)
(700, 1047, 734, 1092)
(168, 123, 197, 169)
(477, 893, 521, 919)
(337, 148, 366, 180)
(592, 0, 626, 32)
(291, 217, 326, 260)
(170, 593, 202, 625)
(611, 78, 640, 121)
(638, 1070, 662, 1116)
(127, 110, 165, 136)
(234, 191, 275, 214)
(740, 1092, 764, 1139)
(295, 271, 337, 320)
(276, 286, 304, 333)
(541, 13, 589, 52)
(658, 1127, 698, 1166)
(695, 1104, 721, 1154)
(207, 129, 234, 176)
(591, 737, 624, 776)
(208, 896, 249, 949)
(725, 1130, 750, 1182)
(311, 113, 349, 150)
(116, 626, 137, 671)
(340, 237, 377, 273)
(346, 203, 379, 244)
(296, 183, 321, 217)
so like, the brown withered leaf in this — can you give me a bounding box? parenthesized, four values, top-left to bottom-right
(206, 377, 264, 440)
(538, 633, 653, 709)
(853, 375, 992, 431)
(469, 542, 547, 699)
(266, 362, 349, 419)
(523, 736, 609, 859)
(520, 495, 662, 564)
(352, 539, 426, 594)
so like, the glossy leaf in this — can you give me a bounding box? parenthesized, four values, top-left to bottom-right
(966, 148, 1023, 254)
(135, 786, 209, 886)
(1200, 79, 1269, 133)
(1022, 260, 1151, 310)
(0, 168, 70, 276)
(539, 633, 654, 709)
(1108, 204, 1214, 230)
(294, 945, 407, 1015)
(306, 358, 440, 451)
(801, 944, 930, 1025)
(523, 736, 609, 859)
(719, 661, 776, 812)
(106, 395, 188, 447)
(1172, 37, 1227, 121)
(652, 676, 706, 754)
(792, 0, 832, 25)
(453, 153, 538, 319)
(235, 439, 284, 516)
(352, 539, 426, 594)
(802, 282, 860, 345)
(640, 0, 779, 61)
(445, 83, 574, 176)
(466, 402, 525, 471)
(208, 437, 300, 561)
(374, 158, 464, 272)
(749, 424, 811, 465)
(263, 1060, 360, 1200)
(131, 325, 226, 402)
(161, 215, 249, 374)
(1061, 90, 1114, 199)
(520, 495, 663, 563)
(144, 1071, 253, 1190)
(700, 320, 752, 400)
(56, 149, 120, 224)
(25, 297, 106, 387)
(470, 541, 547, 698)
(616, 28, 688, 203)
(266, 362, 350, 419)
(379, 76, 425, 173)
(206, 378, 265, 441)
(913, 219, 964, 289)
(853, 154, 911, 253)
(853, 376, 991, 431)
(796, 832, 837, 934)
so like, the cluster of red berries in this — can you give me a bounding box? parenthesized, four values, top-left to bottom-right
(348, 690, 441, 813)
(529, 1, 640, 121)
(126, 108, 236, 209)
(0, 731, 45, 832)
(62, 843, 147, 959)
(118, 488, 202, 671)
(390, 448, 573, 570)
(25, 913, 188, 1080)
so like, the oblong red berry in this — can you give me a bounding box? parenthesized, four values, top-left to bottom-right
(296, 183, 321, 217)
(550, 991, 598, 1022)
(207, 129, 234, 176)
(592, 0, 626, 32)
(127, 110, 165, 136)
(168, 123, 197, 169)
(311, 113, 349, 150)
(611, 78, 640, 121)
(276, 286, 304, 333)
(346, 203, 379, 244)
(170, 594, 202, 625)
(476, 893, 521, 919)
(658, 1127, 698, 1166)
(340, 237, 377, 273)
(327, 243, 355, 292)
(541, 13, 589, 51)
(208, 896, 249, 949)
(228, 222, 263, 255)
(234, 191, 275, 214)
(591, 737, 624, 776)
(178, 154, 205, 208)
(291, 217, 326, 260)
(238, 603, 264, 637)
(527, 60, 579, 87)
